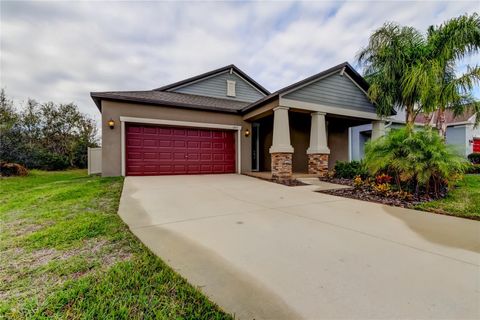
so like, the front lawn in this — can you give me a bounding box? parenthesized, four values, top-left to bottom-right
(0, 170, 231, 319)
(415, 174, 480, 220)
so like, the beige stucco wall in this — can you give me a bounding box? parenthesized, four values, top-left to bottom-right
(101, 100, 252, 177)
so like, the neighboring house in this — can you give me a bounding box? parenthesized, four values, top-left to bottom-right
(91, 62, 388, 179)
(350, 109, 479, 160)
(416, 110, 480, 157)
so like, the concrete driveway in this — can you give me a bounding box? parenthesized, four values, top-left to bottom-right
(118, 174, 480, 319)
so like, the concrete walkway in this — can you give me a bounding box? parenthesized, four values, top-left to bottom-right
(118, 174, 480, 319)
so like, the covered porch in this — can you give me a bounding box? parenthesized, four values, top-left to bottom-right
(246, 107, 385, 179)
(242, 63, 389, 180)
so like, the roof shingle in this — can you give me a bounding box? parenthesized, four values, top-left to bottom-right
(91, 90, 250, 113)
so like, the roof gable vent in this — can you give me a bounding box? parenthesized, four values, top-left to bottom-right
(227, 80, 236, 97)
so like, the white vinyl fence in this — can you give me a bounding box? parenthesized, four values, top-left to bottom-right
(87, 147, 102, 175)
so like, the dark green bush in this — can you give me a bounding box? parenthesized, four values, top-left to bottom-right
(468, 153, 480, 164)
(334, 161, 369, 179)
(466, 164, 480, 174)
(36, 151, 70, 170)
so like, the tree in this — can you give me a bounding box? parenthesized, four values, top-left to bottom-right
(358, 13, 480, 131)
(0, 89, 23, 164)
(357, 23, 425, 126)
(0, 89, 99, 169)
(404, 13, 480, 137)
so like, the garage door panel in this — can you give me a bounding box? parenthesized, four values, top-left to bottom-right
(158, 140, 172, 147)
(213, 143, 224, 149)
(213, 154, 225, 161)
(201, 141, 212, 148)
(201, 154, 212, 161)
(187, 141, 200, 149)
(127, 126, 142, 134)
(159, 152, 172, 160)
(126, 124, 236, 176)
(173, 128, 186, 136)
(143, 152, 157, 160)
(187, 165, 200, 173)
(127, 138, 142, 146)
(200, 131, 212, 138)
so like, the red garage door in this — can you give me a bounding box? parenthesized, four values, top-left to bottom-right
(126, 124, 236, 176)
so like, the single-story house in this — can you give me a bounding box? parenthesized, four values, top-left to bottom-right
(91, 62, 389, 178)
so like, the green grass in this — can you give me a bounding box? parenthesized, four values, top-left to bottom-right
(415, 174, 480, 220)
(0, 170, 231, 319)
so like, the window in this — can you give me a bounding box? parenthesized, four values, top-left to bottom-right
(227, 80, 236, 97)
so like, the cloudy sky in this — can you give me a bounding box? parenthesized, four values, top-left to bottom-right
(1, 1, 478, 124)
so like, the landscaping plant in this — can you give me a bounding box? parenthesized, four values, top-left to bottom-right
(333, 160, 368, 179)
(358, 13, 480, 130)
(468, 153, 480, 164)
(364, 127, 468, 197)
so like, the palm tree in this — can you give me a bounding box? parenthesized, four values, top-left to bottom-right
(404, 13, 480, 138)
(359, 14, 480, 133)
(357, 23, 425, 126)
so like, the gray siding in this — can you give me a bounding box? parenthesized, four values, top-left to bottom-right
(350, 124, 372, 161)
(170, 71, 265, 103)
(447, 125, 468, 157)
(283, 72, 376, 113)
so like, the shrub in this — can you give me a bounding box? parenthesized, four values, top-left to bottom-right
(375, 173, 392, 184)
(373, 183, 391, 195)
(468, 153, 480, 164)
(466, 164, 480, 174)
(0, 162, 28, 177)
(364, 127, 468, 196)
(353, 175, 363, 188)
(36, 151, 70, 171)
(334, 161, 369, 179)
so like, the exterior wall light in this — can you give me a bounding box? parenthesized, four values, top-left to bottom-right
(244, 128, 250, 137)
(108, 119, 115, 129)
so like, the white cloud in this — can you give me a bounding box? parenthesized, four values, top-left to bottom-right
(1, 0, 478, 127)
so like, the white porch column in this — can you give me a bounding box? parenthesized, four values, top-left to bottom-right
(371, 120, 386, 140)
(307, 112, 330, 176)
(269, 106, 294, 153)
(269, 106, 293, 180)
(307, 112, 330, 155)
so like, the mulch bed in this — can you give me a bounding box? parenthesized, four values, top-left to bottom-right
(318, 177, 439, 208)
(319, 177, 354, 186)
(319, 187, 431, 208)
(248, 175, 308, 187)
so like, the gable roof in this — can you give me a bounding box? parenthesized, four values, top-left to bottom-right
(155, 64, 270, 96)
(242, 62, 371, 113)
(90, 90, 249, 113)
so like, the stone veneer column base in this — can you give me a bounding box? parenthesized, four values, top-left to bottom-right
(308, 154, 329, 176)
(271, 153, 293, 180)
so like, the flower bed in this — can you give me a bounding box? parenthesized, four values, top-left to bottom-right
(319, 174, 442, 208)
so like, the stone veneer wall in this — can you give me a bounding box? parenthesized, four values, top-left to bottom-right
(308, 154, 329, 176)
(271, 153, 293, 179)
